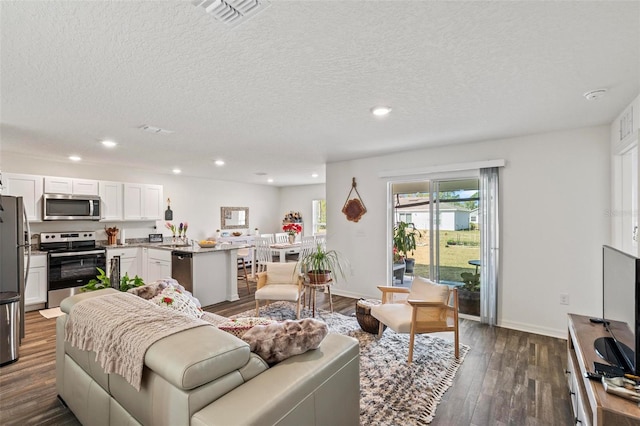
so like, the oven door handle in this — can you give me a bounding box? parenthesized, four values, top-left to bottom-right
(49, 250, 106, 258)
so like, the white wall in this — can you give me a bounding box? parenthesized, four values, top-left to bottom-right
(326, 126, 611, 338)
(2, 152, 281, 242)
(279, 184, 325, 237)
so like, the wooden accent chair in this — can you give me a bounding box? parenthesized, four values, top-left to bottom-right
(370, 276, 459, 363)
(254, 262, 306, 319)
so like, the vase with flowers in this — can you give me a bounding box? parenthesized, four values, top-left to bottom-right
(282, 223, 302, 244)
(165, 222, 177, 243)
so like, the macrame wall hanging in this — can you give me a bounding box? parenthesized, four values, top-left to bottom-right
(342, 177, 367, 222)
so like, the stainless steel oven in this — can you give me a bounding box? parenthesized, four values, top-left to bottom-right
(40, 232, 106, 308)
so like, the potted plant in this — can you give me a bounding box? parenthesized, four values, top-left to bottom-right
(298, 243, 349, 284)
(393, 221, 421, 274)
(458, 271, 480, 316)
(81, 267, 145, 293)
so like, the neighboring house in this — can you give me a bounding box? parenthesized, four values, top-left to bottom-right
(396, 200, 471, 231)
(469, 208, 479, 226)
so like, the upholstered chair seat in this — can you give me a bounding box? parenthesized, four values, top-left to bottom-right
(254, 262, 305, 319)
(371, 276, 459, 363)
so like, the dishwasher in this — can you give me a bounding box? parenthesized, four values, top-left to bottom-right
(171, 252, 193, 293)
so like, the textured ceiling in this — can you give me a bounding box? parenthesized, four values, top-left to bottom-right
(1, 1, 639, 186)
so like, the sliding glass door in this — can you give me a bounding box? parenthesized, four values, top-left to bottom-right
(392, 177, 480, 316)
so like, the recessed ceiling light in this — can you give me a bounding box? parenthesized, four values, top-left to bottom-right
(583, 89, 607, 100)
(371, 106, 392, 116)
(267, 178, 274, 183)
(311, 173, 319, 178)
(69, 155, 81, 161)
(172, 168, 182, 174)
(214, 159, 225, 166)
(101, 140, 117, 148)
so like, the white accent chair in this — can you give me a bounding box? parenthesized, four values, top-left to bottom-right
(255, 262, 306, 319)
(370, 276, 459, 363)
(260, 233, 275, 244)
(275, 232, 289, 243)
(254, 236, 272, 276)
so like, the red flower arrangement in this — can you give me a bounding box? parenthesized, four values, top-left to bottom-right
(282, 223, 302, 236)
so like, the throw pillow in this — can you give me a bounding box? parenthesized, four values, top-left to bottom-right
(241, 318, 328, 364)
(128, 281, 167, 299)
(151, 287, 204, 318)
(264, 262, 299, 285)
(408, 276, 450, 303)
(408, 276, 451, 322)
(217, 317, 276, 338)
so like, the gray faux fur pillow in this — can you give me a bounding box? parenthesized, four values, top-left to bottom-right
(127, 281, 167, 299)
(241, 318, 328, 364)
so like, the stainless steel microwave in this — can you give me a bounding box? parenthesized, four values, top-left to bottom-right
(43, 193, 101, 221)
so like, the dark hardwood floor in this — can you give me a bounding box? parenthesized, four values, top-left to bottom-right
(0, 280, 573, 425)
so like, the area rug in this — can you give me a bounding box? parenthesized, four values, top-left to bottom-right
(39, 307, 64, 319)
(232, 302, 470, 425)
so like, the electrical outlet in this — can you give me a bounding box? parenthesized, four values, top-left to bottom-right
(560, 293, 570, 305)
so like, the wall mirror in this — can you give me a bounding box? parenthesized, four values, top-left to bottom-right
(221, 207, 249, 229)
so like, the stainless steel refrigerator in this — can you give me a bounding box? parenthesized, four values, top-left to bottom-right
(0, 195, 32, 351)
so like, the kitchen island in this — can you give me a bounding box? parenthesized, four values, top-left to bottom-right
(170, 244, 245, 306)
(102, 241, 246, 307)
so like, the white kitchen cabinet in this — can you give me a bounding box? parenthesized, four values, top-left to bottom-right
(123, 183, 163, 221)
(44, 176, 72, 194)
(99, 181, 123, 220)
(143, 248, 171, 283)
(72, 179, 99, 195)
(44, 177, 98, 195)
(106, 247, 140, 281)
(24, 254, 47, 310)
(3, 173, 43, 221)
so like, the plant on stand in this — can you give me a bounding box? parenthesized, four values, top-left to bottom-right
(459, 271, 481, 316)
(282, 223, 302, 244)
(298, 243, 349, 284)
(393, 221, 422, 276)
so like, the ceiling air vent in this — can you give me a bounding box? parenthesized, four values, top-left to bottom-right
(140, 125, 174, 135)
(191, 0, 271, 27)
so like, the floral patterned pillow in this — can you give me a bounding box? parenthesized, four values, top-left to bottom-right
(151, 287, 204, 318)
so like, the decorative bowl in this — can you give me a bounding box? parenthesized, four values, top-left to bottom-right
(198, 240, 217, 248)
(232, 232, 243, 237)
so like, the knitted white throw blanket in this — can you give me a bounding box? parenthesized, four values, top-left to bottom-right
(64, 292, 209, 391)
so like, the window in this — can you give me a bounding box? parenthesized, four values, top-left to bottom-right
(312, 199, 326, 235)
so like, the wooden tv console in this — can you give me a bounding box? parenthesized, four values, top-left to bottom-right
(567, 314, 640, 425)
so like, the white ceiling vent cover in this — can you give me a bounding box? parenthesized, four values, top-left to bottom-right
(192, 0, 271, 27)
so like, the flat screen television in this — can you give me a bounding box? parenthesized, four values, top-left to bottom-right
(597, 245, 640, 375)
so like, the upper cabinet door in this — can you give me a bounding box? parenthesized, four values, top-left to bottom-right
(44, 177, 98, 195)
(72, 179, 99, 195)
(143, 185, 163, 220)
(99, 181, 123, 220)
(3, 173, 44, 221)
(123, 183, 144, 220)
(44, 176, 72, 194)
(123, 183, 162, 220)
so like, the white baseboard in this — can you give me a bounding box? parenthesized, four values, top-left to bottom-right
(497, 319, 566, 340)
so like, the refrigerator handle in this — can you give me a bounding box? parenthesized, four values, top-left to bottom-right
(23, 205, 31, 286)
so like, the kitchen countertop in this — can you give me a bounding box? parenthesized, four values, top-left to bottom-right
(100, 241, 248, 254)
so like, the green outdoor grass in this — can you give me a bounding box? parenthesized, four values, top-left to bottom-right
(409, 230, 480, 283)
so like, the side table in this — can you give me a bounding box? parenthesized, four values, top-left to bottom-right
(303, 278, 333, 317)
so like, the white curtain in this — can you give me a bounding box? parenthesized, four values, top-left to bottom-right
(479, 167, 499, 325)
